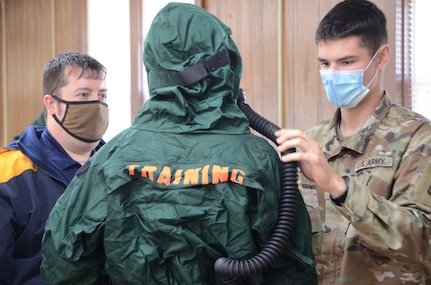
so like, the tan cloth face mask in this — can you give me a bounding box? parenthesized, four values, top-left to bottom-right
(52, 96, 109, 143)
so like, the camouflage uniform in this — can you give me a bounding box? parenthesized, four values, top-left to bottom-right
(300, 93, 431, 284)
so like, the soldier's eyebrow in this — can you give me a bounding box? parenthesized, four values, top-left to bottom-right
(317, 55, 358, 63)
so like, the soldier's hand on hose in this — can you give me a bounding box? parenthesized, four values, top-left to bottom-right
(275, 128, 346, 199)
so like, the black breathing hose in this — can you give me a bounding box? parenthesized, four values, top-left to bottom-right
(214, 89, 299, 284)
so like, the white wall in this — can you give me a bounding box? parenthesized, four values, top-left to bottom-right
(87, 0, 131, 141)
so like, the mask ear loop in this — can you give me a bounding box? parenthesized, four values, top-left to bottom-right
(364, 49, 380, 88)
(364, 49, 380, 71)
(51, 94, 70, 124)
(366, 68, 379, 88)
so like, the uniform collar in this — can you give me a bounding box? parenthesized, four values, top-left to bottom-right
(324, 92, 391, 159)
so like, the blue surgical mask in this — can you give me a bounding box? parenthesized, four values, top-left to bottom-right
(320, 51, 379, 109)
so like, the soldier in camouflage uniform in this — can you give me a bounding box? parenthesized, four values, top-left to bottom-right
(275, 0, 431, 284)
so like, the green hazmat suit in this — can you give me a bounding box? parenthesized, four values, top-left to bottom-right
(41, 3, 317, 284)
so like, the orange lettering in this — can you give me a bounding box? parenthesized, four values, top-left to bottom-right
(230, 169, 245, 184)
(157, 166, 172, 185)
(142, 166, 157, 181)
(213, 165, 229, 183)
(202, 165, 210, 185)
(183, 168, 201, 185)
(127, 164, 246, 187)
(173, 169, 183, 185)
(127, 164, 140, 176)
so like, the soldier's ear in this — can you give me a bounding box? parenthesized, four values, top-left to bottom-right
(377, 44, 390, 70)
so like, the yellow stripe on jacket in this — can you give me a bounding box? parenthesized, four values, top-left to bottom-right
(0, 149, 37, 183)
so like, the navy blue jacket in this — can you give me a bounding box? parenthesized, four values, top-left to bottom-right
(0, 126, 104, 285)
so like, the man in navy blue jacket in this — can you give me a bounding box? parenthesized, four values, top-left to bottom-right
(0, 51, 109, 285)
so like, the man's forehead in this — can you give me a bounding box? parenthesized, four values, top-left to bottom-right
(317, 37, 368, 59)
(64, 66, 103, 80)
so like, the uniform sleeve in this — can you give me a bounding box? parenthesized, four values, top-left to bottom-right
(41, 162, 108, 284)
(336, 127, 431, 264)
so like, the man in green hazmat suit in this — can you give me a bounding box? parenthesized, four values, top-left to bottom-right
(41, 3, 317, 284)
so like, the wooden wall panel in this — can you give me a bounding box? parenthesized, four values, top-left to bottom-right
(130, 0, 144, 122)
(0, 0, 87, 145)
(282, 0, 336, 130)
(202, 0, 280, 125)
(375, 0, 404, 106)
(1, 1, 5, 144)
(202, 0, 339, 130)
(203, 0, 399, 131)
(54, 0, 87, 52)
(0, 0, 404, 145)
(1, 0, 52, 145)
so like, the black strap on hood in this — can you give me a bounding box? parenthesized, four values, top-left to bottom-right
(178, 48, 238, 86)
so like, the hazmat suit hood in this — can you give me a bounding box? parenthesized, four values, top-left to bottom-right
(136, 2, 249, 134)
